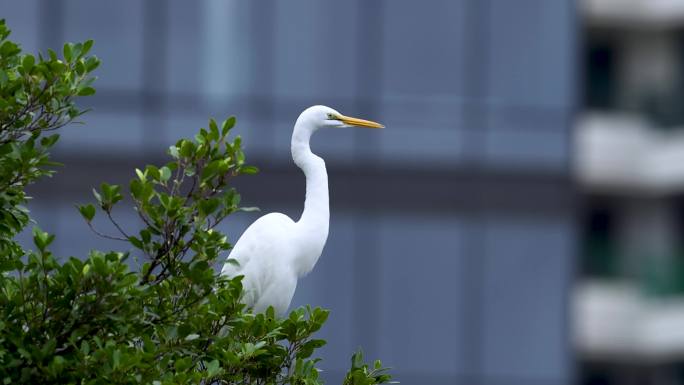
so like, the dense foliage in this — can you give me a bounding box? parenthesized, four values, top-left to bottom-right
(0, 21, 393, 384)
(0, 19, 97, 267)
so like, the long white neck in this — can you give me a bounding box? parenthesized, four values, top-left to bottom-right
(291, 119, 329, 275)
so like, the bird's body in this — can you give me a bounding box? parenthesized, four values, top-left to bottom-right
(221, 105, 382, 315)
(222, 213, 302, 313)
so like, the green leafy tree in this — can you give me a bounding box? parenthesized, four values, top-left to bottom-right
(0, 20, 393, 384)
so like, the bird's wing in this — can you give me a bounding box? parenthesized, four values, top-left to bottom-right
(222, 212, 295, 274)
(221, 213, 296, 305)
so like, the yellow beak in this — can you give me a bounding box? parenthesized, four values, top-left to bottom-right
(337, 114, 385, 128)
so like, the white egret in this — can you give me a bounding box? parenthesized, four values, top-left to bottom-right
(221, 105, 383, 315)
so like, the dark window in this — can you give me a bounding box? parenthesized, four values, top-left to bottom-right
(581, 200, 617, 278)
(584, 37, 616, 110)
(584, 38, 616, 109)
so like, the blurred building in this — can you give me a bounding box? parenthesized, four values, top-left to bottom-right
(2, 1, 576, 385)
(578, 0, 684, 384)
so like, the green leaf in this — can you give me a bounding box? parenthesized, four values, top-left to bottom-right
(168, 145, 179, 159)
(222, 116, 236, 135)
(85, 55, 100, 71)
(75, 60, 85, 76)
(225, 258, 240, 267)
(174, 357, 193, 372)
(63, 42, 73, 62)
(129, 179, 143, 199)
(179, 140, 195, 157)
(92, 188, 102, 205)
(145, 165, 160, 181)
(205, 359, 222, 377)
(77, 204, 96, 222)
(128, 236, 143, 249)
(32, 226, 55, 252)
(0, 41, 19, 57)
(21, 55, 34, 72)
(159, 166, 171, 182)
(77, 86, 96, 96)
(209, 118, 219, 140)
(297, 339, 326, 359)
(135, 168, 145, 181)
(82, 39, 94, 56)
(103, 183, 122, 204)
(240, 165, 259, 175)
(48, 48, 58, 61)
(112, 349, 121, 369)
(40, 134, 60, 148)
(198, 198, 220, 217)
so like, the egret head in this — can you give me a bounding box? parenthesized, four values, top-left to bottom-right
(297, 105, 385, 131)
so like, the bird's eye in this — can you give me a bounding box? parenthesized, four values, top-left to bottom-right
(326, 113, 336, 120)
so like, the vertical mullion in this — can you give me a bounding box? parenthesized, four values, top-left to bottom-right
(142, 0, 168, 147)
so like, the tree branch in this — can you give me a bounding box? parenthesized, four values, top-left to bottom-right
(85, 221, 128, 242)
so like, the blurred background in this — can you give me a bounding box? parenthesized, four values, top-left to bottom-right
(578, 1, 684, 384)
(8, 0, 684, 384)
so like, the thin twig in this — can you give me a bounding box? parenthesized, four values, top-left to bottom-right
(86, 221, 128, 241)
(106, 210, 130, 239)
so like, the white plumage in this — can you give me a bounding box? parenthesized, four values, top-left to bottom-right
(221, 105, 383, 315)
